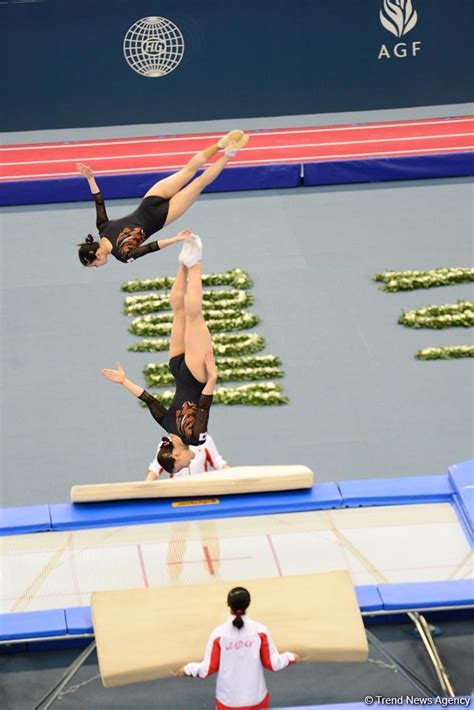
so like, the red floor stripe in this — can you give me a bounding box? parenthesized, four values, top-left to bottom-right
(266, 534, 283, 577)
(203, 545, 216, 576)
(137, 544, 149, 587)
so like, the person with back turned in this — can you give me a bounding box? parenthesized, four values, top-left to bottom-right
(177, 586, 300, 709)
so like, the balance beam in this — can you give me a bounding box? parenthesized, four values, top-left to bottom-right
(92, 571, 368, 687)
(70, 465, 314, 503)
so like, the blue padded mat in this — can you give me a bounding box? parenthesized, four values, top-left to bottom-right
(337, 474, 453, 507)
(1, 580, 472, 645)
(0, 504, 51, 536)
(0, 609, 66, 641)
(65, 606, 93, 635)
(49, 482, 343, 531)
(449, 459, 474, 540)
(378, 579, 474, 610)
(303, 152, 474, 187)
(355, 586, 384, 612)
(0, 164, 301, 207)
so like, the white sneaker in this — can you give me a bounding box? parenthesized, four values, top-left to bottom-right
(179, 234, 202, 267)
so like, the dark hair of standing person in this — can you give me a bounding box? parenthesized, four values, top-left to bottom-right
(227, 587, 251, 630)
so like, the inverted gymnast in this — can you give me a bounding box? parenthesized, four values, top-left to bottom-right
(146, 431, 229, 480)
(77, 129, 248, 266)
(101, 235, 217, 475)
(177, 586, 299, 710)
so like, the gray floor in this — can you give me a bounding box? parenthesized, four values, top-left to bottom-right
(1, 621, 472, 709)
(1, 101, 473, 507)
(1, 176, 473, 506)
(1, 105, 473, 708)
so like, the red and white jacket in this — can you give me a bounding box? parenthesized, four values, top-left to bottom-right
(148, 432, 227, 478)
(183, 615, 296, 710)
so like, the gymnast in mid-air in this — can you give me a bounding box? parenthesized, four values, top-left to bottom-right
(101, 233, 217, 475)
(77, 130, 248, 266)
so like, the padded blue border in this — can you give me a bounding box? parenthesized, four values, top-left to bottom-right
(378, 580, 474, 610)
(2, 150, 471, 207)
(449, 459, 474, 542)
(303, 152, 474, 187)
(0, 609, 66, 641)
(65, 606, 93, 635)
(0, 164, 301, 207)
(2, 580, 471, 646)
(337, 474, 453, 508)
(48, 482, 343, 531)
(0, 504, 51, 536)
(2, 465, 473, 537)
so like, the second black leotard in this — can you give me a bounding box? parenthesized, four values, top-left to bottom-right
(93, 191, 170, 263)
(138, 354, 213, 446)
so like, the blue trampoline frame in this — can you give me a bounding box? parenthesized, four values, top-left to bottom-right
(0, 458, 472, 647)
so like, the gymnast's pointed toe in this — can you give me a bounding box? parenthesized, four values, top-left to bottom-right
(217, 129, 245, 150)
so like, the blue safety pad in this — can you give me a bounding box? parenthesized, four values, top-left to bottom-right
(378, 579, 474, 611)
(49, 483, 342, 531)
(65, 606, 93, 635)
(0, 504, 51, 536)
(303, 152, 474, 187)
(449, 458, 474, 541)
(0, 609, 66, 641)
(355, 585, 384, 612)
(0, 164, 301, 207)
(338, 474, 453, 507)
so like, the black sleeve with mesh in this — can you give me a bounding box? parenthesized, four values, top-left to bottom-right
(192, 394, 213, 441)
(121, 241, 161, 262)
(138, 389, 168, 427)
(93, 192, 109, 232)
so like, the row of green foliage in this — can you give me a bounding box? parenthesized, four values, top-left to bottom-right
(415, 346, 474, 360)
(399, 301, 474, 329)
(144, 355, 283, 386)
(374, 267, 474, 292)
(124, 289, 254, 316)
(129, 312, 260, 337)
(128, 333, 266, 355)
(122, 268, 253, 293)
(140, 382, 288, 406)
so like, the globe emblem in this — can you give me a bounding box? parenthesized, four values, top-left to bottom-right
(123, 16, 185, 78)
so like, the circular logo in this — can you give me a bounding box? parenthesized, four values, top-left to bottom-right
(123, 16, 185, 78)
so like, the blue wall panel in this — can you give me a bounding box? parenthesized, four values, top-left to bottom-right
(1, 0, 473, 131)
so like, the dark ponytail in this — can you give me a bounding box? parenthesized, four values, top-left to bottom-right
(157, 437, 176, 475)
(77, 235, 100, 266)
(227, 586, 251, 630)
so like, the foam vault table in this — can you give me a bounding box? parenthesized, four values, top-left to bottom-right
(92, 571, 368, 687)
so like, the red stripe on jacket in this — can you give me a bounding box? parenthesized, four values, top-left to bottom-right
(208, 637, 221, 675)
(258, 633, 274, 671)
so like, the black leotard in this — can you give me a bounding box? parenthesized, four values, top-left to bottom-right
(93, 191, 170, 263)
(138, 355, 213, 446)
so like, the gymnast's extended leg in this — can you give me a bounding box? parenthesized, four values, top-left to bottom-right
(144, 129, 246, 202)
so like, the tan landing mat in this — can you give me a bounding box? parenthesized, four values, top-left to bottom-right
(92, 570, 367, 687)
(71, 465, 314, 502)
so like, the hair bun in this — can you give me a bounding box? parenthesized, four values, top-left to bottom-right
(85, 234, 94, 244)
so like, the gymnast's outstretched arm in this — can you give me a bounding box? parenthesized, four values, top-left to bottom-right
(77, 162, 109, 231)
(101, 362, 168, 425)
(124, 230, 190, 262)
